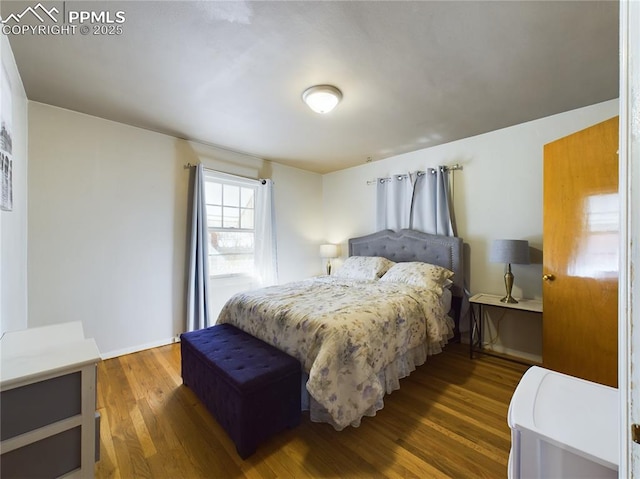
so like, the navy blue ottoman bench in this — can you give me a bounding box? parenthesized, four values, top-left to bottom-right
(180, 323, 301, 458)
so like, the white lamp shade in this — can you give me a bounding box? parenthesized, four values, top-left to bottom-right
(302, 85, 342, 114)
(490, 239, 530, 265)
(320, 244, 339, 258)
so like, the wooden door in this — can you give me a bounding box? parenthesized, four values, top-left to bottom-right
(543, 116, 619, 388)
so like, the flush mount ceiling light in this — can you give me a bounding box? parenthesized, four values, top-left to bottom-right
(302, 85, 342, 114)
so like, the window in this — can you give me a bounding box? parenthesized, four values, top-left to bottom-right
(204, 172, 258, 277)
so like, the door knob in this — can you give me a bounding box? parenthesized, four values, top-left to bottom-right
(543, 274, 555, 281)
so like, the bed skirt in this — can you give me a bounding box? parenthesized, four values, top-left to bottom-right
(301, 329, 452, 430)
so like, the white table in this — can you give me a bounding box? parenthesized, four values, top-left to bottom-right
(469, 293, 543, 364)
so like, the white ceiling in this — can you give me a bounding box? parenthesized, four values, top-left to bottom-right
(3, 1, 619, 174)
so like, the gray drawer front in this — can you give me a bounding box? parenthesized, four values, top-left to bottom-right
(1, 372, 81, 440)
(1, 426, 81, 478)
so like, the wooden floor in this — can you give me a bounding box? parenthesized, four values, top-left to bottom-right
(95, 342, 528, 479)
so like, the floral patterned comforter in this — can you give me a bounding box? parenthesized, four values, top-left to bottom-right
(216, 276, 454, 430)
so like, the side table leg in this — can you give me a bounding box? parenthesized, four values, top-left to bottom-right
(478, 304, 483, 354)
(470, 303, 478, 359)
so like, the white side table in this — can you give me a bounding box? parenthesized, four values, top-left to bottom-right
(469, 293, 543, 364)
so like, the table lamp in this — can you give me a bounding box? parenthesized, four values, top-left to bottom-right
(490, 239, 530, 303)
(319, 244, 339, 275)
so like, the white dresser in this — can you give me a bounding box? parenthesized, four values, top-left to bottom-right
(0, 321, 101, 478)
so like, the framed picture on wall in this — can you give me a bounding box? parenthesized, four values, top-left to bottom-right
(1, 63, 13, 212)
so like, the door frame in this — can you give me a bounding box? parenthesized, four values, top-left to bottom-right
(618, 0, 639, 476)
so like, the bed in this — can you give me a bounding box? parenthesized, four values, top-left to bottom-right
(217, 229, 464, 430)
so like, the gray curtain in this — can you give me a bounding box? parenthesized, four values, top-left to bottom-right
(411, 167, 455, 236)
(376, 167, 455, 236)
(375, 174, 413, 231)
(186, 164, 210, 331)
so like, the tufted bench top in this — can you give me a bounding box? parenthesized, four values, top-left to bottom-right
(180, 324, 300, 394)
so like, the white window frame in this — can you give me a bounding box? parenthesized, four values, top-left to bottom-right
(204, 170, 260, 279)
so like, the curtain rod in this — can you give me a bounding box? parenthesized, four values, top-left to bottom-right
(184, 162, 268, 185)
(366, 164, 462, 185)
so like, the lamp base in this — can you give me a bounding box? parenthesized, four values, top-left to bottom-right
(501, 265, 518, 303)
(500, 295, 518, 304)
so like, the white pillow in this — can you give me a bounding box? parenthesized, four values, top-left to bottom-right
(379, 261, 454, 291)
(333, 256, 396, 280)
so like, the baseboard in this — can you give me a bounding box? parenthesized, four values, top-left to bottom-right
(481, 343, 542, 364)
(100, 335, 181, 360)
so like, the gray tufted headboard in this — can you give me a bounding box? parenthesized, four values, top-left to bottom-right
(348, 229, 464, 299)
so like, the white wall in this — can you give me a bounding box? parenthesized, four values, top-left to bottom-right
(323, 99, 618, 361)
(27, 102, 322, 357)
(0, 34, 28, 334)
(270, 161, 324, 282)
